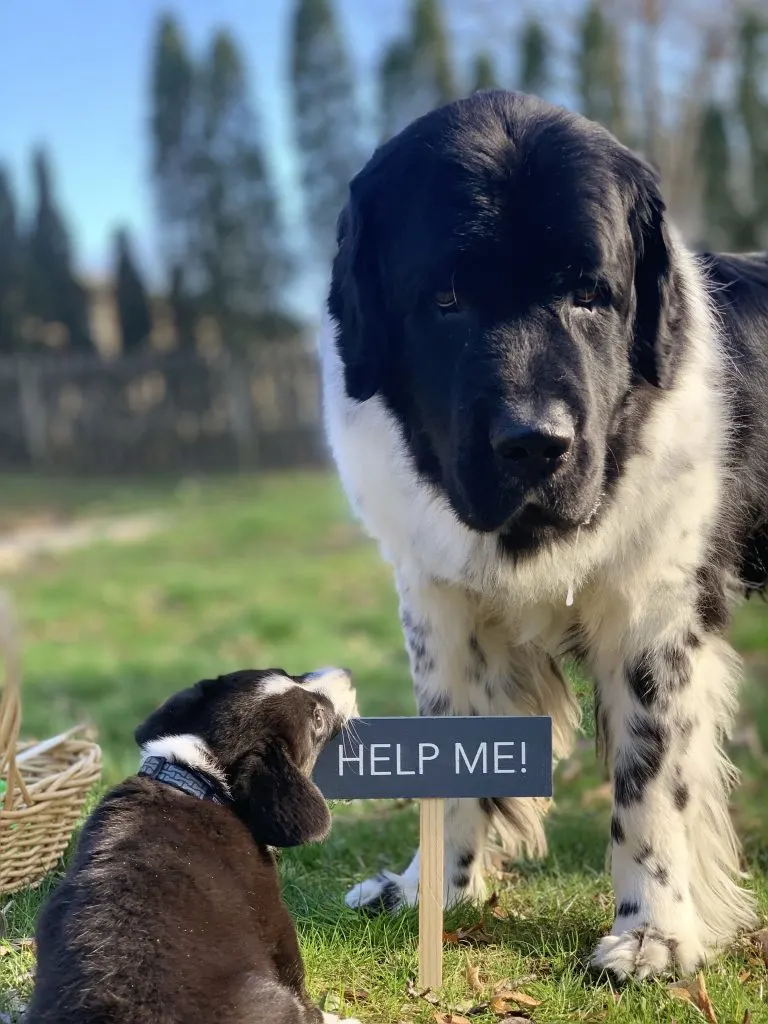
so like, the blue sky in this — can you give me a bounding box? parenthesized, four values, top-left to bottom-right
(0, 0, 408, 312)
(0, 1, 695, 316)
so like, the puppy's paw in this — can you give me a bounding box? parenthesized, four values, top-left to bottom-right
(591, 926, 706, 981)
(345, 870, 418, 914)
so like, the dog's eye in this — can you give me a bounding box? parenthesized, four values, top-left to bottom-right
(573, 286, 598, 309)
(434, 289, 460, 313)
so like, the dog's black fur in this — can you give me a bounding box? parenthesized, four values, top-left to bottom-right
(329, 90, 768, 576)
(322, 90, 768, 976)
(26, 669, 356, 1024)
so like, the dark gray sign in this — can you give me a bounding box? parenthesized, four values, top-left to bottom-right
(312, 716, 552, 800)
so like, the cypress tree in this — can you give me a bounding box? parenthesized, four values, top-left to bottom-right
(290, 0, 363, 268)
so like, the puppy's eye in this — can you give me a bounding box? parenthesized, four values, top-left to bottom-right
(434, 289, 460, 313)
(573, 286, 598, 310)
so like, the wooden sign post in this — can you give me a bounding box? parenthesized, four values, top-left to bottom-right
(313, 716, 553, 991)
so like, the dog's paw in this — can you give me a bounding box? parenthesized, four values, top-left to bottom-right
(591, 926, 706, 981)
(345, 870, 418, 913)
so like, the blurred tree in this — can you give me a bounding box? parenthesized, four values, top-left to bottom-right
(697, 9, 768, 250)
(519, 17, 550, 97)
(114, 228, 153, 353)
(470, 51, 497, 92)
(168, 263, 196, 348)
(379, 0, 455, 140)
(193, 30, 294, 344)
(380, 40, 418, 140)
(290, 0, 363, 270)
(737, 8, 768, 235)
(412, 0, 454, 102)
(697, 103, 740, 249)
(150, 13, 197, 332)
(575, 1, 627, 142)
(150, 18, 295, 348)
(637, 0, 661, 166)
(26, 148, 92, 351)
(0, 166, 25, 353)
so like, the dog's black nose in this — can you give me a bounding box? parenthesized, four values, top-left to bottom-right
(490, 415, 574, 472)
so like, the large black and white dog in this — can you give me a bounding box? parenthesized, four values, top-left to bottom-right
(320, 89, 768, 980)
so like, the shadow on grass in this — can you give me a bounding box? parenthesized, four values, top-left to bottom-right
(281, 795, 614, 964)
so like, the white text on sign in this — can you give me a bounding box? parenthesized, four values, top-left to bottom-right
(338, 740, 527, 776)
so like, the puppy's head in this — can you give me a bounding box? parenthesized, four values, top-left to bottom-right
(135, 667, 358, 847)
(329, 89, 690, 552)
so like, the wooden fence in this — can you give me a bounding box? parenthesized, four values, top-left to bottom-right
(0, 345, 328, 475)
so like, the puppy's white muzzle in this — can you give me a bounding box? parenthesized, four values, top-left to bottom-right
(304, 667, 359, 723)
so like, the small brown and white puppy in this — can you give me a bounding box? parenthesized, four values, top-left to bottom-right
(26, 667, 361, 1024)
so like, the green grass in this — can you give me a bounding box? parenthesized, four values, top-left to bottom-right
(1, 472, 767, 1023)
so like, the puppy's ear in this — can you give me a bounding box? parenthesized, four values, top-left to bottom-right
(327, 178, 389, 402)
(134, 680, 211, 747)
(620, 150, 687, 390)
(232, 743, 331, 848)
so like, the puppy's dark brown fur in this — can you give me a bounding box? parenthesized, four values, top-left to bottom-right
(26, 668, 358, 1024)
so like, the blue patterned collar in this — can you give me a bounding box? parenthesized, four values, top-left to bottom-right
(138, 755, 229, 806)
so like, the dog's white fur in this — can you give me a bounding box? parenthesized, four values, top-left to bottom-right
(319, 233, 757, 978)
(140, 733, 231, 793)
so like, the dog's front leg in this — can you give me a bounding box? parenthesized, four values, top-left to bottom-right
(345, 577, 580, 914)
(591, 609, 757, 979)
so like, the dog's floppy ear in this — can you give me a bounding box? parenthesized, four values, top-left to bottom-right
(327, 176, 389, 402)
(231, 742, 331, 848)
(134, 680, 211, 747)
(620, 149, 688, 390)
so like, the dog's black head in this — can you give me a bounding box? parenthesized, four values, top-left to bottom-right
(135, 667, 358, 847)
(328, 90, 691, 553)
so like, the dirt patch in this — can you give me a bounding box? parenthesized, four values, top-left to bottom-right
(0, 513, 168, 575)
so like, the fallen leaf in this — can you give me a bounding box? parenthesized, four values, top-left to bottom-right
(404, 982, 439, 1006)
(737, 969, 751, 984)
(668, 972, 717, 1024)
(490, 1000, 514, 1014)
(465, 956, 484, 993)
(749, 927, 768, 968)
(0, 946, 9, 958)
(443, 922, 493, 946)
(434, 1014, 471, 1024)
(342, 989, 369, 1002)
(406, 980, 439, 1003)
(742, 1011, 751, 1024)
(493, 990, 541, 1009)
(491, 905, 510, 921)
(495, 1018, 531, 1024)
(485, 892, 500, 910)
(492, 979, 511, 994)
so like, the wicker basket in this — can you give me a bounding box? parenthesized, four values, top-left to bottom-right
(0, 597, 101, 895)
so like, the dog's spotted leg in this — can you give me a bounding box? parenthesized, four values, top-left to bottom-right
(591, 621, 756, 980)
(345, 579, 580, 914)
